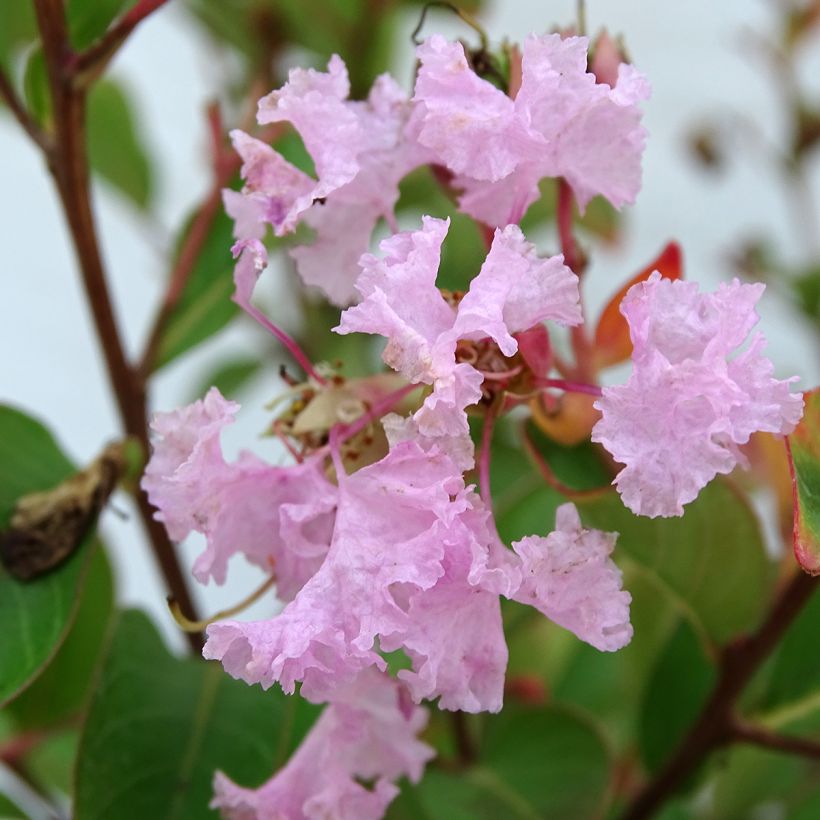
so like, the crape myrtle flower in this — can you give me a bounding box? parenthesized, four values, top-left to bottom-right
(224, 56, 428, 306)
(212, 668, 434, 820)
(202, 433, 631, 713)
(412, 33, 649, 226)
(142, 387, 337, 601)
(592, 272, 804, 518)
(334, 216, 582, 464)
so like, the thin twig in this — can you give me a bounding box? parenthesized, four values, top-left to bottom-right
(731, 720, 820, 760)
(0, 66, 52, 153)
(68, 0, 170, 87)
(32, 0, 202, 652)
(621, 570, 818, 819)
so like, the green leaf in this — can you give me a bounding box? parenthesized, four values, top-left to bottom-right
(154, 208, 239, 370)
(393, 704, 611, 819)
(0, 1, 36, 71)
(87, 79, 153, 209)
(192, 356, 262, 402)
(578, 479, 775, 646)
(0, 406, 102, 707)
(787, 387, 820, 573)
(75, 609, 320, 819)
(4, 545, 114, 729)
(67, 0, 131, 51)
(23, 47, 51, 129)
(639, 620, 715, 772)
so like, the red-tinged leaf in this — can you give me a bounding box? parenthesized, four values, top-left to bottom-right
(593, 241, 683, 370)
(515, 325, 551, 378)
(786, 388, 820, 574)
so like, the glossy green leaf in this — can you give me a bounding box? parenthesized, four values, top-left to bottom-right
(578, 479, 775, 646)
(639, 620, 715, 772)
(154, 208, 238, 369)
(75, 609, 320, 820)
(392, 704, 611, 819)
(88, 79, 153, 209)
(0, 406, 102, 708)
(67, 0, 131, 51)
(0, 791, 26, 819)
(787, 387, 820, 573)
(4, 546, 114, 729)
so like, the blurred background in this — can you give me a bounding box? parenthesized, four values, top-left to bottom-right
(2, 0, 819, 649)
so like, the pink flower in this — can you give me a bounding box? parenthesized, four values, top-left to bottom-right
(203, 440, 511, 712)
(225, 58, 427, 305)
(334, 216, 581, 456)
(413, 33, 649, 225)
(142, 387, 336, 600)
(592, 272, 804, 517)
(512, 504, 632, 651)
(212, 669, 433, 820)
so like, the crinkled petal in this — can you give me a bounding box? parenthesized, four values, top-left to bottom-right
(212, 669, 433, 820)
(593, 274, 804, 517)
(413, 35, 527, 181)
(450, 224, 581, 355)
(257, 55, 361, 217)
(335, 216, 455, 383)
(203, 441, 470, 701)
(512, 503, 632, 651)
(143, 387, 337, 598)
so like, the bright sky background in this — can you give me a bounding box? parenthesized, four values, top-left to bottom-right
(2, 0, 818, 653)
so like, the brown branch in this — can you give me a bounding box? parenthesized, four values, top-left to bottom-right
(621, 570, 818, 820)
(68, 0, 171, 87)
(731, 719, 820, 760)
(32, 0, 202, 653)
(0, 66, 53, 153)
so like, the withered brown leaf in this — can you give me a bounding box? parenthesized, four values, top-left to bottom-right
(0, 442, 125, 581)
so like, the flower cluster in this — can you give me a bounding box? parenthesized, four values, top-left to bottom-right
(144, 27, 803, 820)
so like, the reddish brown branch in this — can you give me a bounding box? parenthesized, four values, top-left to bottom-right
(621, 570, 818, 819)
(731, 720, 820, 760)
(32, 0, 202, 652)
(68, 0, 171, 86)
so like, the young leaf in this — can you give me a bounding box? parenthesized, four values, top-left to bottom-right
(154, 208, 238, 369)
(74, 609, 320, 820)
(593, 241, 683, 370)
(0, 406, 102, 707)
(786, 387, 820, 574)
(87, 80, 154, 209)
(66, 0, 131, 51)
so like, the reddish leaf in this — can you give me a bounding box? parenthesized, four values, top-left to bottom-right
(593, 242, 683, 370)
(786, 388, 820, 574)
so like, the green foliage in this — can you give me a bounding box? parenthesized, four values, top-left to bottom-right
(88, 79, 154, 209)
(391, 704, 611, 819)
(74, 610, 320, 819)
(788, 388, 820, 572)
(66, 0, 131, 51)
(192, 356, 263, 402)
(0, 1, 36, 71)
(578, 479, 775, 646)
(0, 406, 103, 707)
(154, 208, 239, 369)
(4, 547, 114, 728)
(639, 620, 716, 772)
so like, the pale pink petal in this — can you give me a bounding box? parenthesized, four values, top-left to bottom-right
(212, 669, 433, 820)
(203, 441, 469, 701)
(257, 55, 361, 211)
(143, 387, 337, 597)
(450, 224, 582, 355)
(413, 35, 528, 181)
(512, 503, 632, 652)
(592, 274, 804, 517)
(225, 130, 315, 237)
(334, 216, 455, 383)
